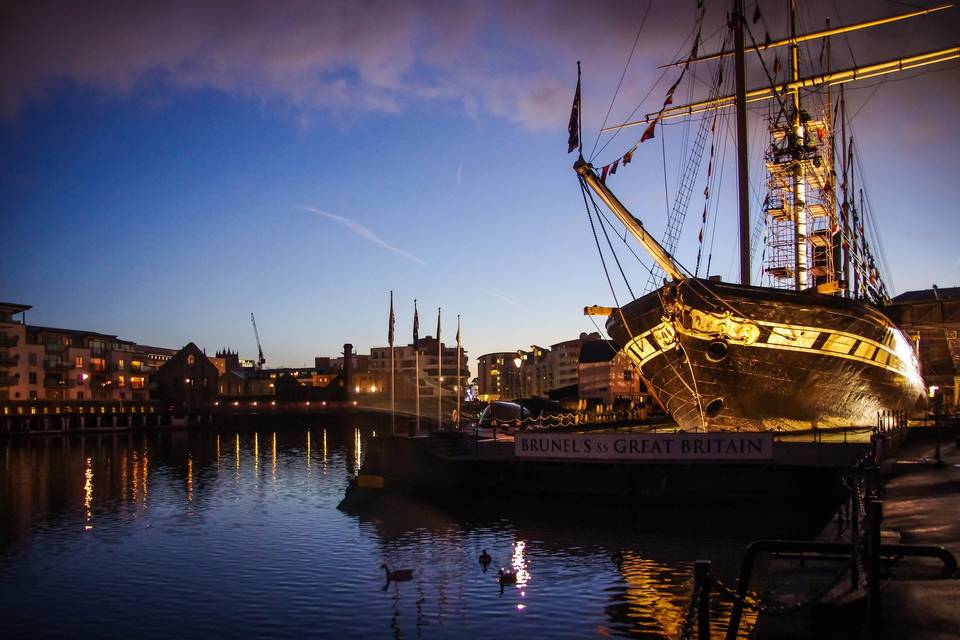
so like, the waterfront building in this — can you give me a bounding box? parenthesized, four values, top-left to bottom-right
(476, 352, 520, 401)
(887, 286, 960, 409)
(577, 339, 647, 406)
(155, 343, 219, 410)
(0, 301, 175, 403)
(370, 337, 469, 405)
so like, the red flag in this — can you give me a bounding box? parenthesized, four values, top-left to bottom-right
(610, 159, 620, 175)
(641, 120, 657, 143)
(567, 74, 581, 154)
(388, 291, 395, 347)
(600, 165, 610, 183)
(623, 146, 635, 165)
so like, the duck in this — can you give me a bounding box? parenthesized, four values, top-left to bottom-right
(479, 549, 492, 566)
(381, 564, 414, 583)
(498, 567, 517, 586)
(610, 550, 624, 569)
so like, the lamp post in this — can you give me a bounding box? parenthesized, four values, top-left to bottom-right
(513, 353, 523, 428)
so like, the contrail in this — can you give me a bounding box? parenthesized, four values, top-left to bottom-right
(299, 206, 426, 265)
(482, 289, 530, 312)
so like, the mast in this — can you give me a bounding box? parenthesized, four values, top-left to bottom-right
(840, 85, 850, 298)
(790, 0, 806, 292)
(733, 0, 751, 285)
(575, 158, 685, 282)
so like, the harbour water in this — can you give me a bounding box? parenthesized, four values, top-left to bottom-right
(0, 423, 833, 639)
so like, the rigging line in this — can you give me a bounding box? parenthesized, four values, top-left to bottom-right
(579, 179, 633, 330)
(661, 125, 671, 218)
(579, 177, 660, 395)
(592, 4, 710, 162)
(705, 111, 731, 277)
(589, 0, 654, 160)
(742, 19, 793, 131)
(852, 151, 894, 294)
(594, 204, 656, 276)
(592, 190, 637, 299)
(828, 0, 859, 70)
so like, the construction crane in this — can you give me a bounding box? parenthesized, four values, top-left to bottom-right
(250, 312, 266, 369)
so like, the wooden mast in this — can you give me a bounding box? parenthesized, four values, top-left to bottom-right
(733, 0, 751, 286)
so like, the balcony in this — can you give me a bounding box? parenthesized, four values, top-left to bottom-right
(0, 334, 19, 348)
(44, 376, 75, 389)
(0, 373, 19, 387)
(0, 353, 19, 367)
(43, 359, 73, 371)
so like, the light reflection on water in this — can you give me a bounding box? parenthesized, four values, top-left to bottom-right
(0, 426, 779, 639)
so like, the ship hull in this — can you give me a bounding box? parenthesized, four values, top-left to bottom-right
(606, 279, 926, 432)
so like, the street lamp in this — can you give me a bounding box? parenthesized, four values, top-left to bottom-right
(513, 353, 523, 428)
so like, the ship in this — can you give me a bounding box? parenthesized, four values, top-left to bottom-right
(573, 1, 957, 431)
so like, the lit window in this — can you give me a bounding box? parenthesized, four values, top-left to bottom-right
(118, 375, 126, 387)
(130, 377, 144, 390)
(118, 359, 125, 369)
(75, 356, 84, 369)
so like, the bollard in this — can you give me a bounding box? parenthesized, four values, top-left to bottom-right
(694, 560, 712, 640)
(867, 500, 882, 637)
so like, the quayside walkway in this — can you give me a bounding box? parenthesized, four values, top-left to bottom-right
(748, 428, 959, 640)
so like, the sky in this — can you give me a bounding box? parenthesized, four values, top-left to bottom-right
(1, 0, 958, 373)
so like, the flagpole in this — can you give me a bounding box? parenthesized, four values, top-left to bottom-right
(437, 307, 442, 432)
(413, 299, 420, 436)
(389, 291, 395, 436)
(415, 348, 420, 435)
(456, 314, 461, 430)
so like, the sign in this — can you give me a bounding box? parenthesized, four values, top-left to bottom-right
(515, 432, 774, 461)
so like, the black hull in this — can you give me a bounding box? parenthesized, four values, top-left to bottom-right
(606, 279, 926, 432)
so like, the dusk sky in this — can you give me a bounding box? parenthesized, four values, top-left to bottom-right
(2, 0, 957, 372)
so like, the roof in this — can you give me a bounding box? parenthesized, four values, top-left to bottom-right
(26, 325, 118, 340)
(578, 340, 619, 364)
(890, 287, 960, 305)
(0, 302, 32, 313)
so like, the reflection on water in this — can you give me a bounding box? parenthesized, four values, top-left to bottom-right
(0, 427, 778, 638)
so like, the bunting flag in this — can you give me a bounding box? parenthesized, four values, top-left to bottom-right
(610, 159, 620, 175)
(773, 56, 781, 76)
(640, 120, 656, 143)
(567, 70, 581, 154)
(388, 290, 395, 347)
(623, 146, 636, 165)
(413, 299, 419, 348)
(753, 4, 761, 23)
(600, 164, 610, 183)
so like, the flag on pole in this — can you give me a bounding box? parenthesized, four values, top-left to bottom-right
(436, 307, 441, 342)
(567, 68, 581, 154)
(455, 316, 460, 348)
(413, 299, 419, 348)
(388, 291, 395, 347)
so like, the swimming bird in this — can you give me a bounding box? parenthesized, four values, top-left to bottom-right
(479, 549, 492, 567)
(381, 564, 414, 583)
(498, 568, 517, 587)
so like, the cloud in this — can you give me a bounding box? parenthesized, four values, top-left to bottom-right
(299, 206, 425, 265)
(1, 0, 956, 131)
(0, 0, 694, 128)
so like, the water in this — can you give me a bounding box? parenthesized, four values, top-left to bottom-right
(0, 424, 811, 639)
